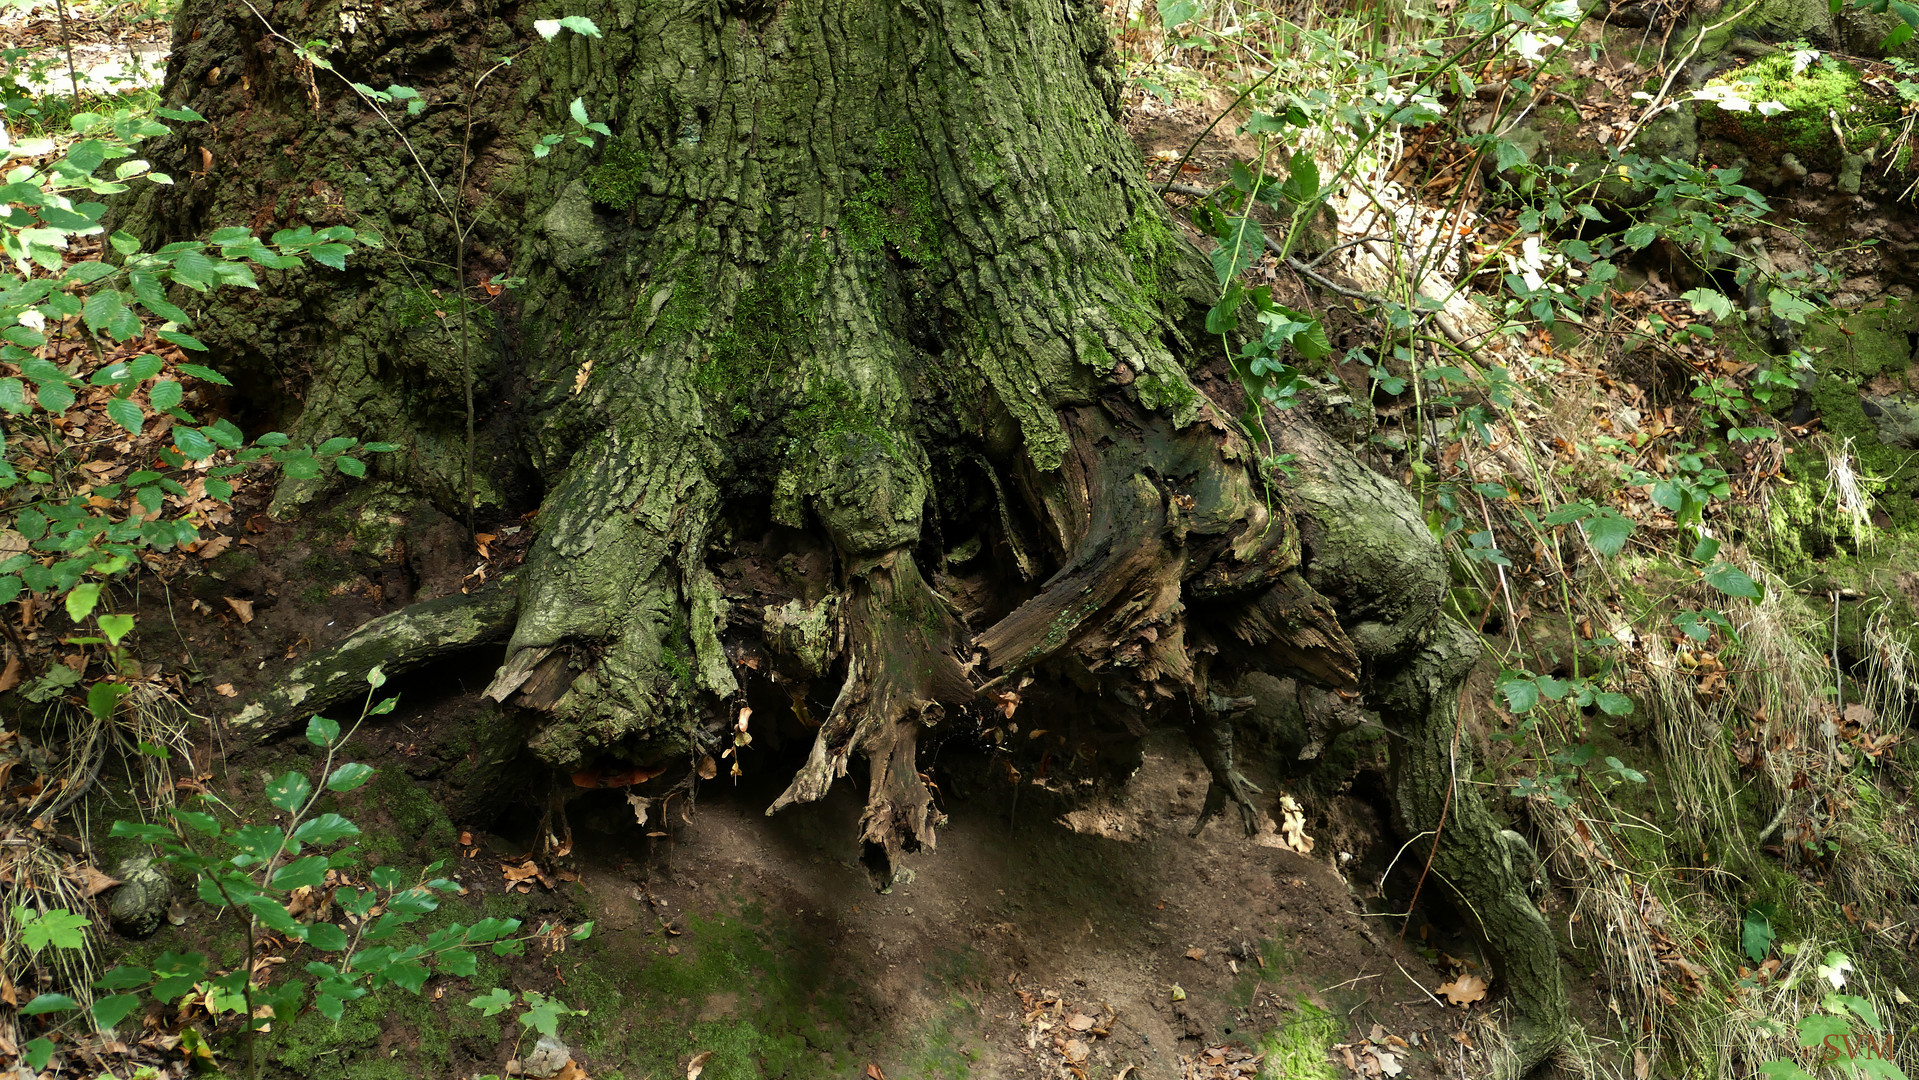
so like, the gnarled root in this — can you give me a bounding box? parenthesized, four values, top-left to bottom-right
(767, 549, 972, 886)
(1270, 409, 1572, 1069)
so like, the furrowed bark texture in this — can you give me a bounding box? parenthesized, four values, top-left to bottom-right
(126, 0, 1569, 1048)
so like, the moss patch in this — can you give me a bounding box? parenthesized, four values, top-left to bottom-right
(585, 138, 652, 211)
(1699, 54, 1898, 169)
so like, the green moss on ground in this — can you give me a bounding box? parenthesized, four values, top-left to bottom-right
(563, 904, 985, 1080)
(1699, 54, 1898, 168)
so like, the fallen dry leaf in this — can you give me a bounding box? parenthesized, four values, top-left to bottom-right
(555, 1060, 590, 1080)
(0, 652, 20, 694)
(1437, 972, 1489, 1006)
(70, 864, 122, 897)
(698, 755, 718, 780)
(1067, 1013, 1095, 1031)
(214, 683, 238, 698)
(1184, 947, 1206, 961)
(686, 1050, 715, 1080)
(196, 534, 234, 560)
(224, 597, 253, 623)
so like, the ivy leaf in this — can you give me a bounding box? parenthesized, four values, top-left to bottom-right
(17, 907, 91, 952)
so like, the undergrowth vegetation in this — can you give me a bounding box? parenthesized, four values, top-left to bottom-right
(1119, 0, 1919, 1074)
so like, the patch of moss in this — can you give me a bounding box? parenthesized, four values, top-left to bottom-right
(1801, 300, 1918, 379)
(1112, 207, 1178, 335)
(843, 128, 942, 263)
(561, 906, 984, 1080)
(695, 241, 830, 419)
(585, 137, 651, 211)
(1807, 376, 1919, 529)
(1256, 996, 1342, 1080)
(361, 764, 460, 864)
(1699, 54, 1898, 168)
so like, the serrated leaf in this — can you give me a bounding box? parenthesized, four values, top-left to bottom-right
(1594, 692, 1633, 716)
(559, 14, 602, 35)
(1498, 676, 1540, 714)
(0, 378, 29, 415)
(149, 379, 183, 412)
(569, 97, 590, 126)
(106, 395, 146, 434)
(306, 922, 350, 951)
(1583, 512, 1634, 557)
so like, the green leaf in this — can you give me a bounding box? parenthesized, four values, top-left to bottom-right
(149, 379, 184, 412)
(22, 992, 80, 1015)
(310, 243, 351, 271)
(88, 680, 130, 722)
(0, 378, 29, 415)
(267, 771, 314, 813)
(1157, 0, 1203, 28)
(569, 921, 595, 940)
(1767, 288, 1820, 326)
(307, 714, 341, 746)
(270, 855, 330, 891)
(1209, 213, 1262, 286)
(1583, 512, 1635, 557)
(559, 14, 602, 35)
(177, 363, 232, 386)
(95, 965, 154, 990)
(293, 813, 361, 846)
(469, 987, 516, 1015)
(36, 380, 75, 414)
(66, 582, 101, 622)
(327, 762, 375, 792)
(336, 455, 367, 478)
(1594, 692, 1634, 716)
(173, 807, 221, 836)
(1704, 562, 1763, 600)
(106, 395, 146, 434)
(306, 922, 350, 951)
(569, 97, 590, 126)
(91, 993, 144, 1029)
(157, 329, 208, 351)
(1622, 223, 1658, 250)
(25, 1038, 56, 1072)
(1741, 908, 1775, 962)
(1498, 676, 1540, 714)
(17, 906, 91, 952)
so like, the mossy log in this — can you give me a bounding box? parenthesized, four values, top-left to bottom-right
(123, 0, 1568, 1056)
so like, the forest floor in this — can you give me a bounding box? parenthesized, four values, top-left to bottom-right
(0, 6, 1528, 1077)
(11, 0, 1919, 1078)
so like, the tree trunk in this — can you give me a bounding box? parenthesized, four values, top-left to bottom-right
(123, 0, 1569, 1061)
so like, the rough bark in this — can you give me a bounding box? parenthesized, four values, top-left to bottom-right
(122, 0, 1568, 1052)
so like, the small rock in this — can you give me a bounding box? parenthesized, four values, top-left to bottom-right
(522, 1034, 572, 1079)
(108, 857, 172, 938)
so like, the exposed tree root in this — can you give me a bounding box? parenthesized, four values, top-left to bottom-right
(1271, 409, 1573, 1068)
(229, 582, 518, 739)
